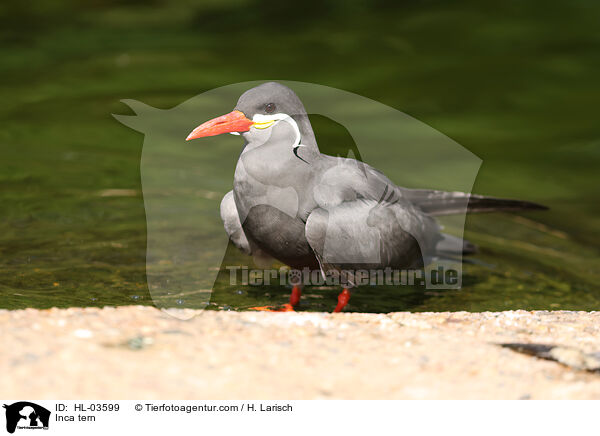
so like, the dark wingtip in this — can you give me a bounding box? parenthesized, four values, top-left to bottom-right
(523, 201, 550, 211)
(466, 197, 550, 214)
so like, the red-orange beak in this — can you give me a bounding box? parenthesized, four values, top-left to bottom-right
(186, 110, 254, 140)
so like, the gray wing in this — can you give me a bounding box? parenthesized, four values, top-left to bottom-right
(220, 190, 275, 267)
(221, 191, 273, 268)
(220, 190, 252, 255)
(305, 157, 442, 278)
(305, 199, 430, 273)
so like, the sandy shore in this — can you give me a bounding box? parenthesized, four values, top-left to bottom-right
(1, 306, 599, 399)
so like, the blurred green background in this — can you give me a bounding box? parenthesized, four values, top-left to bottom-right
(1, 0, 599, 311)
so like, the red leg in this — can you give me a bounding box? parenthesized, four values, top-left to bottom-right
(289, 285, 301, 306)
(333, 288, 351, 313)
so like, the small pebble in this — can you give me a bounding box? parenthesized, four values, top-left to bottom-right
(73, 329, 93, 339)
(127, 336, 154, 350)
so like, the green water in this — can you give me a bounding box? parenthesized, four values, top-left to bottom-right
(1, 0, 599, 312)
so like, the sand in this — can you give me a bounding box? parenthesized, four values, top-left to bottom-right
(2, 306, 599, 399)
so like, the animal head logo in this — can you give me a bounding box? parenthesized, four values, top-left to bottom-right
(3, 402, 50, 434)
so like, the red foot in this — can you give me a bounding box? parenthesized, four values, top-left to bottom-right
(249, 303, 295, 312)
(249, 286, 301, 312)
(333, 289, 351, 313)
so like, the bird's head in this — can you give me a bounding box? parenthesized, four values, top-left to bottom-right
(186, 82, 311, 150)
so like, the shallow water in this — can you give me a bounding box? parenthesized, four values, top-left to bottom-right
(1, 0, 599, 311)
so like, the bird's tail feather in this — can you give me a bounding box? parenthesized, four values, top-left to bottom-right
(435, 233, 477, 256)
(404, 189, 548, 216)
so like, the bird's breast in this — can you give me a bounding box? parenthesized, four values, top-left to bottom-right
(232, 157, 317, 268)
(240, 204, 317, 269)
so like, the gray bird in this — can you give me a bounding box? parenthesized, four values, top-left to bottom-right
(186, 82, 546, 312)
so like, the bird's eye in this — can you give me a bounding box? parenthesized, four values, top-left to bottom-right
(265, 103, 276, 113)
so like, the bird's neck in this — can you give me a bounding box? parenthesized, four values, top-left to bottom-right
(236, 133, 320, 190)
(242, 113, 321, 163)
(293, 114, 319, 151)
